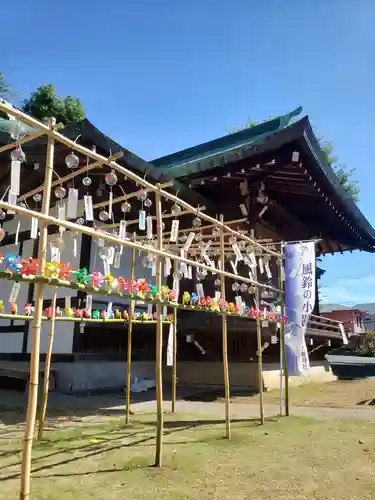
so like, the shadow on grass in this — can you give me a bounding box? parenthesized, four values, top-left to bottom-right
(0, 416, 280, 481)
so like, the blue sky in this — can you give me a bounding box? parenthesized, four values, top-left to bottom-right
(2, 0, 375, 305)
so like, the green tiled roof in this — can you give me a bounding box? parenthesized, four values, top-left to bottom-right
(151, 107, 303, 177)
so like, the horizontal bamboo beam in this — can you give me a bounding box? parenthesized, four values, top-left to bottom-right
(93, 182, 173, 210)
(0, 102, 281, 257)
(18, 152, 123, 202)
(0, 312, 171, 324)
(0, 201, 282, 292)
(0, 130, 47, 154)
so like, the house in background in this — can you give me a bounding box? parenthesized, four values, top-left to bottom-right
(320, 304, 367, 336)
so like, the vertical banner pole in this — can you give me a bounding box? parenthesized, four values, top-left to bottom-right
(154, 188, 164, 466)
(220, 214, 231, 440)
(20, 117, 55, 500)
(37, 288, 57, 439)
(125, 239, 136, 424)
(278, 245, 289, 416)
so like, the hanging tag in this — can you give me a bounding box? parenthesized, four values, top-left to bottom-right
(230, 260, 238, 275)
(73, 234, 78, 258)
(103, 257, 110, 276)
(166, 324, 174, 366)
(65, 296, 71, 310)
(203, 254, 212, 267)
(7, 192, 17, 213)
(139, 209, 146, 230)
(113, 252, 121, 268)
(67, 188, 79, 219)
(258, 257, 264, 274)
(232, 243, 244, 261)
(164, 257, 172, 277)
(263, 307, 267, 319)
(170, 219, 179, 242)
(15, 220, 20, 245)
(9, 282, 21, 303)
(108, 191, 113, 217)
(187, 265, 192, 279)
(86, 295, 93, 315)
(235, 296, 244, 314)
(247, 252, 257, 266)
(10, 160, 21, 195)
(84, 195, 94, 221)
(30, 217, 38, 239)
(281, 263, 285, 281)
(215, 291, 221, 300)
(50, 246, 60, 262)
(271, 334, 278, 344)
(148, 304, 153, 316)
(162, 305, 167, 317)
(147, 216, 153, 240)
(196, 283, 204, 297)
(119, 220, 127, 240)
(107, 302, 113, 318)
(265, 260, 272, 279)
(151, 262, 156, 276)
(262, 320, 269, 328)
(202, 240, 211, 256)
(210, 259, 216, 275)
(107, 247, 115, 265)
(98, 238, 105, 247)
(183, 232, 195, 251)
(58, 203, 66, 221)
(180, 249, 188, 276)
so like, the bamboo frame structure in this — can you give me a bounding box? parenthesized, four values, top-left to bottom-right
(37, 287, 57, 440)
(220, 214, 231, 440)
(0, 104, 290, 496)
(154, 188, 164, 467)
(20, 118, 56, 500)
(125, 244, 136, 424)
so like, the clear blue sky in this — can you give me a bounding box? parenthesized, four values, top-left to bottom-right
(2, 0, 375, 305)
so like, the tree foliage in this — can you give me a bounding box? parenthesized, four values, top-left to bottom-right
(235, 117, 360, 202)
(21, 84, 85, 127)
(0, 73, 11, 98)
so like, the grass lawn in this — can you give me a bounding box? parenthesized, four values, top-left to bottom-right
(1, 413, 375, 500)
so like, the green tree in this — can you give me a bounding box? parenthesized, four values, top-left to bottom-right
(0, 73, 11, 98)
(22, 84, 85, 127)
(234, 117, 360, 202)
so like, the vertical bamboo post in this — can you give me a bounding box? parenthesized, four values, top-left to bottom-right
(37, 288, 57, 440)
(278, 248, 289, 416)
(171, 305, 177, 413)
(154, 188, 164, 467)
(20, 117, 55, 500)
(125, 240, 136, 424)
(254, 277, 265, 425)
(220, 214, 231, 440)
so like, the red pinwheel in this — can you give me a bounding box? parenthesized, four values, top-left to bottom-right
(21, 258, 39, 276)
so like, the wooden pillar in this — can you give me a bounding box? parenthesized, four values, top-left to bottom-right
(255, 281, 265, 425)
(154, 188, 164, 467)
(20, 117, 55, 500)
(220, 214, 231, 440)
(171, 305, 177, 413)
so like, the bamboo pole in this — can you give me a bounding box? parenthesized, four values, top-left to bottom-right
(20, 118, 56, 500)
(220, 214, 231, 439)
(0, 97, 281, 258)
(125, 242, 136, 424)
(278, 249, 289, 416)
(254, 277, 265, 425)
(154, 188, 164, 467)
(0, 202, 282, 293)
(37, 288, 57, 440)
(0, 130, 46, 154)
(93, 182, 172, 210)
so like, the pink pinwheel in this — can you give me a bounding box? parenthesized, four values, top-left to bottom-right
(137, 279, 150, 296)
(91, 271, 104, 288)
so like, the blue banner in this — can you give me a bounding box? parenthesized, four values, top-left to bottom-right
(284, 242, 316, 376)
